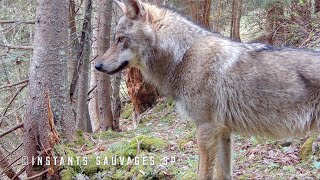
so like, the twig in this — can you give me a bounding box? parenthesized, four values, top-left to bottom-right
(25, 169, 49, 180)
(0, 122, 24, 139)
(0, 20, 35, 24)
(0, 143, 23, 162)
(80, 144, 104, 155)
(0, 79, 29, 90)
(0, 155, 23, 176)
(0, 44, 33, 50)
(11, 166, 26, 180)
(299, 33, 313, 48)
(2, 84, 28, 116)
(0, 104, 25, 125)
(90, 55, 98, 62)
(87, 84, 97, 96)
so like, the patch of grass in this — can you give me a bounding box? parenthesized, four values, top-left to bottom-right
(154, 103, 166, 113)
(91, 129, 124, 140)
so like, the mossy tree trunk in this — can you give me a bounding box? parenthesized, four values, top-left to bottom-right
(24, 0, 75, 178)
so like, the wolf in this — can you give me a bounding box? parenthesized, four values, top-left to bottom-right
(94, 0, 320, 179)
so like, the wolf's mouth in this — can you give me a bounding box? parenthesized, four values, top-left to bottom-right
(107, 61, 129, 75)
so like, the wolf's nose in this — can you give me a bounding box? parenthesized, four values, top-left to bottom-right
(95, 63, 103, 71)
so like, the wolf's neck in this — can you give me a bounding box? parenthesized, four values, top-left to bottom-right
(139, 9, 215, 97)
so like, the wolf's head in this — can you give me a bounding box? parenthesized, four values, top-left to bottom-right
(95, 0, 156, 74)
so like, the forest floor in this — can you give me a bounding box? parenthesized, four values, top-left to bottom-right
(61, 98, 320, 180)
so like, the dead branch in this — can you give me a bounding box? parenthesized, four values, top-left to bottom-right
(0, 122, 24, 139)
(2, 84, 28, 116)
(87, 84, 97, 96)
(12, 166, 26, 180)
(80, 146, 102, 155)
(0, 143, 23, 162)
(0, 79, 29, 90)
(90, 54, 98, 62)
(0, 104, 25, 126)
(0, 20, 35, 24)
(46, 90, 60, 145)
(25, 169, 49, 180)
(0, 155, 23, 177)
(0, 44, 33, 50)
(0, 148, 21, 180)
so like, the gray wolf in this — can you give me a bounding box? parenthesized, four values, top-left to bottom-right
(94, 0, 320, 179)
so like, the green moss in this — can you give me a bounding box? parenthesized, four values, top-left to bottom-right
(165, 97, 176, 112)
(154, 103, 166, 113)
(122, 103, 133, 119)
(92, 130, 123, 140)
(186, 128, 196, 140)
(129, 135, 167, 153)
(140, 115, 156, 125)
(60, 167, 75, 180)
(177, 170, 197, 180)
(300, 135, 317, 160)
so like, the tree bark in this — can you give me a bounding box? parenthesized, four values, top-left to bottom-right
(126, 68, 158, 120)
(68, 0, 81, 121)
(316, 0, 320, 13)
(89, 3, 100, 132)
(76, 0, 93, 132)
(230, 0, 242, 41)
(188, 0, 212, 29)
(111, 73, 122, 131)
(24, 0, 75, 178)
(213, 0, 222, 32)
(89, 65, 99, 132)
(95, 0, 114, 131)
(266, 1, 284, 46)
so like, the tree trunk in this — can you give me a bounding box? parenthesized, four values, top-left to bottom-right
(76, 0, 93, 132)
(96, 0, 114, 131)
(68, 0, 80, 120)
(230, 0, 242, 41)
(188, 0, 212, 28)
(110, 2, 122, 132)
(316, 0, 320, 13)
(213, 0, 222, 32)
(126, 68, 158, 124)
(89, 3, 100, 132)
(24, 0, 75, 178)
(266, 1, 284, 46)
(89, 65, 99, 132)
(111, 73, 121, 131)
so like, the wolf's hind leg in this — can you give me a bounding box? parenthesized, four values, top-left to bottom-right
(215, 130, 232, 179)
(197, 123, 232, 180)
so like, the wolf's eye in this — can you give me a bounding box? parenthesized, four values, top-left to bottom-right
(118, 36, 124, 43)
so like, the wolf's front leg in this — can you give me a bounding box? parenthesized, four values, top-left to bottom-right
(197, 123, 232, 180)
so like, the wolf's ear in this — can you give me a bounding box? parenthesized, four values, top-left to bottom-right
(126, 0, 146, 20)
(114, 0, 127, 15)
